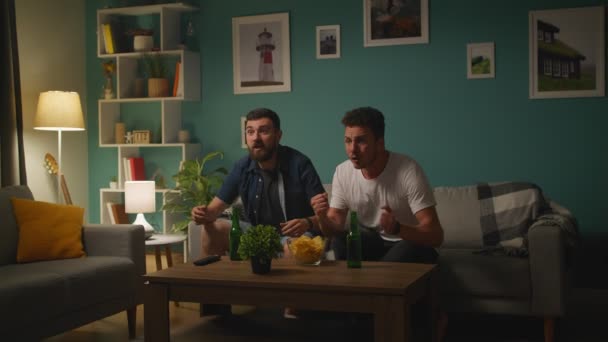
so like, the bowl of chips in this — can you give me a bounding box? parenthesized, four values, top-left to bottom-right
(287, 235, 326, 266)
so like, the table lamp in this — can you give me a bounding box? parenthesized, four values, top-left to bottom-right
(125, 181, 156, 239)
(34, 91, 85, 204)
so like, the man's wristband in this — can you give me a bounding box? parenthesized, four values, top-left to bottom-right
(304, 217, 313, 230)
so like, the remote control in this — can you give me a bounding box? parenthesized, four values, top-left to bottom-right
(193, 255, 221, 266)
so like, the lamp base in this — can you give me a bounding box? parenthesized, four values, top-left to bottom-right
(133, 213, 155, 239)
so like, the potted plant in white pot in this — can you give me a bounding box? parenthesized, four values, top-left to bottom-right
(161, 151, 226, 233)
(238, 224, 283, 274)
(142, 53, 168, 97)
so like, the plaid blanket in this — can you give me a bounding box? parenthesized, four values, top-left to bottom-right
(476, 182, 578, 257)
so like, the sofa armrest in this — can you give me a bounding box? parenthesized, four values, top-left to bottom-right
(528, 224, 566, 316)
(82, 224, 146, 276)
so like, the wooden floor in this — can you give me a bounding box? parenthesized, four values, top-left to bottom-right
(44, 254, 608, 342)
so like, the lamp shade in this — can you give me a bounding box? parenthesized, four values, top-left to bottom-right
(34, 91, 85, 131)
(125, 181, 156, 214)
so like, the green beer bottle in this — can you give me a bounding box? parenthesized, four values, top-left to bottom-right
(347, 211, 362, 268)
(229, 207, 242, 261)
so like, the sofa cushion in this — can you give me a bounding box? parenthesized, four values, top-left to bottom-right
(0, 185, 34, 266)
(0, 264, 66, 328)
(11, 198, 85, 263)
(438, 249, 531, 298)
(434, 185, 483, 249)
(0, 256, 135, 328)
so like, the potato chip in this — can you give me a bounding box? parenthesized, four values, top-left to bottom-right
(288, 236, 325, 265)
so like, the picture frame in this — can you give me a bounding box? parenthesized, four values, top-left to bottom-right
(529, 6, 604, 99)
(316, 25, 340, 59)
(241, 116, 247, 148)
(467, 42, 495, 79)
(232, 12, 291, 95)
(132, 130, 150, 144)
(363, 0, 428, 47)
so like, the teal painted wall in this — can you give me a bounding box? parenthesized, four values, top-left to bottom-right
(86, 1, 608, 283)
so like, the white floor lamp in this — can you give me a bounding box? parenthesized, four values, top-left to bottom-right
(33, 91, 85, 204)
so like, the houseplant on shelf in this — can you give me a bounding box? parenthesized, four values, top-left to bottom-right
(141, 53, 168, 97)
(161, 151, 227, 233)
(238, 224, 283, 274)
(101, 60, 116, 99)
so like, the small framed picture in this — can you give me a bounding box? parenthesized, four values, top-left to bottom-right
(316, 25, 340, 59)
(241, 116, 247, 148)
(467, 42, 495, 79)
(132, 130, 151, 144)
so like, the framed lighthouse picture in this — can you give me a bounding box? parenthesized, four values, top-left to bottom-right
(232, 12, 291, 94)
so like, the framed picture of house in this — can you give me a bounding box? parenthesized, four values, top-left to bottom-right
(467, 42, 495, 79)
(529, 6, 604, 99)
(316, 25, 340, 59)
(363, 0, 428, 47)
(232, 12, 291, 95)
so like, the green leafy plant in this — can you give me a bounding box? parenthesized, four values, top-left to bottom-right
(110, 176, 117, 182)
(238, 224, 283, 261)
(141, 53, 168, 78)
(161, 151, 227, 233)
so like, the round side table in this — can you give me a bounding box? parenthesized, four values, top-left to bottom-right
(145, 234, 187, 271)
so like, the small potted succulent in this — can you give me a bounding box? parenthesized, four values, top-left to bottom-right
(141, 53, 168, 97)
(109, 176, 118, 189)
(238, 224, 282, 274)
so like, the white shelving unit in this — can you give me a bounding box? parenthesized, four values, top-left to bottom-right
(97, 4, 200, 260)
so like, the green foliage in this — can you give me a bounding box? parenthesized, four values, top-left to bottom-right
(141, 53, 168, 78)
(161, 151, 227, 233)
(238, 224, 283, 261)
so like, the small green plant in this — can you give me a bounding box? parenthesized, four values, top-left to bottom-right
(110, 176, 117, 182)
(161, 151, 227, 233)
(238, 224, 283, 261)
(141, 53, 168, 78)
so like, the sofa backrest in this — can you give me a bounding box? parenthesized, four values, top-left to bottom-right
(434, 185, 483, 249)
(0, 185, 34, 265)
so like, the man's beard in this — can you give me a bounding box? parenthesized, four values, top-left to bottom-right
(248, 142, 277, 162)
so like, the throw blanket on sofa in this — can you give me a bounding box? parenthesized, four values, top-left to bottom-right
(476, 182, 578, 257)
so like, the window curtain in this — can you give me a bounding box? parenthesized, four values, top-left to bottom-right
(0, 0, 27, 187)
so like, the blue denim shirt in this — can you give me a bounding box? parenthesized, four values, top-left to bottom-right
(217, 145, 325, 225)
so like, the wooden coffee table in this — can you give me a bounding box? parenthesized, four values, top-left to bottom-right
(143, 259, 438, 342)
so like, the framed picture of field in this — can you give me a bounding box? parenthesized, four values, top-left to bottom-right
(529, 6, 604, 99)
(467, 42, 495, 79)
(232, 12, 291, 94)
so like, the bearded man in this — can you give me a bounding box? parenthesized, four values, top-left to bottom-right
(192, 108, 325, 259)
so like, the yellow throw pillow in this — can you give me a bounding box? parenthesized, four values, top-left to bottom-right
(11, 197, 86, 263)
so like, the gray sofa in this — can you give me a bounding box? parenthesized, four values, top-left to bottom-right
(435, 183, 573, 342)
(186, 182, 571, 341)
(0, 185, 146, 340)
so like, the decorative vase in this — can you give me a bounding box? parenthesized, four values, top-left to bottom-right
(250, 256, 272, 275)
(148, 78, 169, 97)
(103, 77, 115, 99)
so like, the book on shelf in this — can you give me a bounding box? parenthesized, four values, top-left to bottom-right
(172, 61, 181, 97)
(128, 157, 146, 181)
(106, 202, 129, 224)
(176, 61, 183, 97)
(122, 157, 131, 182)
(101, 23, 115, 54)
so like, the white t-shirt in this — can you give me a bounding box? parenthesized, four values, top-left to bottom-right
(330, 151, 436, 241)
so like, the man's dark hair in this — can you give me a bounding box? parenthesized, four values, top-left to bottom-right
(341, 107, 385, 139)
(246, 108, 281, 130)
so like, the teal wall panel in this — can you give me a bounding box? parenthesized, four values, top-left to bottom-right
(87, 1, 608, 278)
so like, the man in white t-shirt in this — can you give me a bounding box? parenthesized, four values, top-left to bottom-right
(311, 106, 444, 262)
